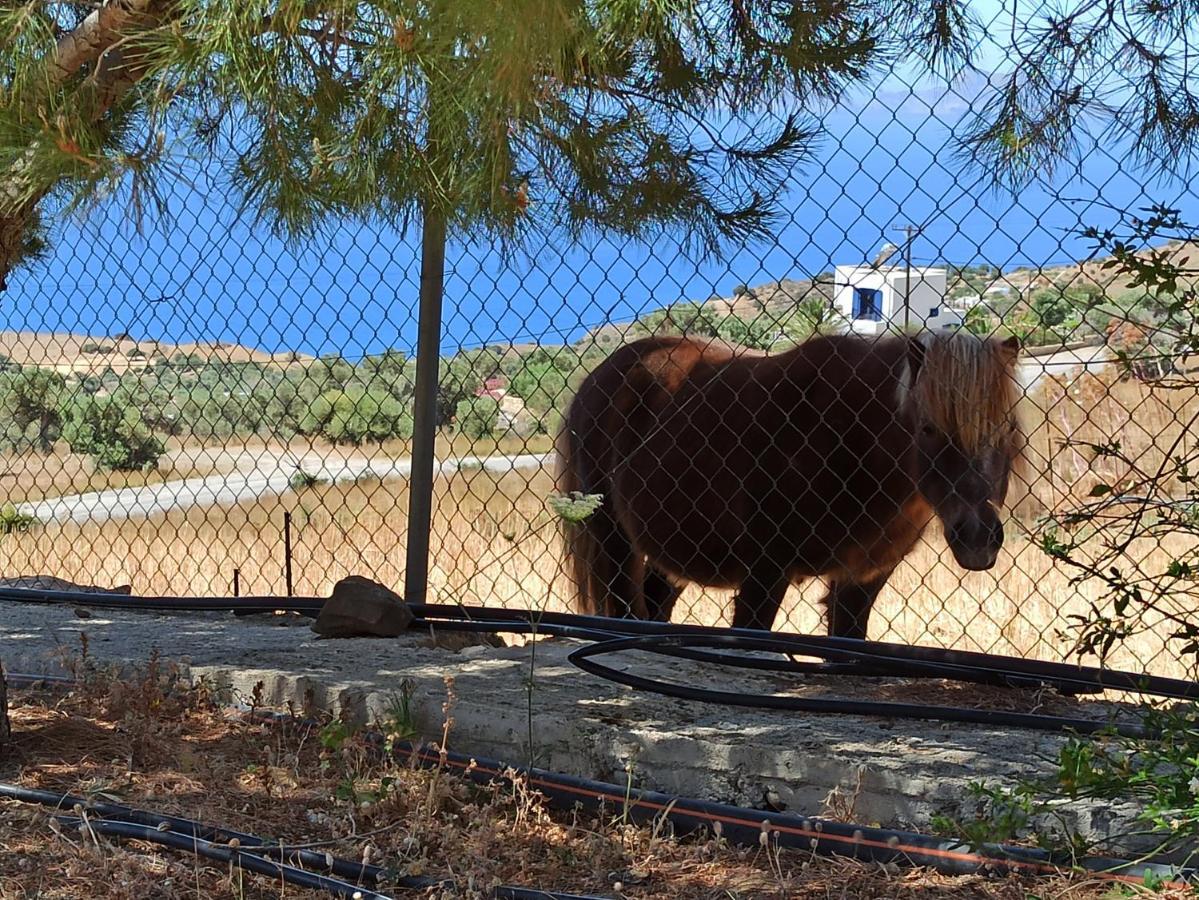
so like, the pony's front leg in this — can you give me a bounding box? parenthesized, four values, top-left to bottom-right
(731, 571, 789, 631)
(643, 567, 683, 622)
(822, 569, 894, 640)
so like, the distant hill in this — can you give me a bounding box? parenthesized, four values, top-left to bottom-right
(612, 239, 1199, 337)
(581, 274, 836, 348)
(0, 331, 310, 378)
(1001, 239, 1199, 295)
(705, 276, 835, 314)
(11, 239, 1195, 375)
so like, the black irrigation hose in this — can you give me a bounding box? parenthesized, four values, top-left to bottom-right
(420, 609, 1175, 699)
(567, 633, 1150, 737)
(0, 585, 325, 614)
(53, 816, 393, 899)
(409, 603, 1199, 700)
(0, 783, 379, 884)
(4, 585, 1194, 700)
(5, 700, 1194, 891)
(239, 710, 1199, 891)
(1, 784, 609, 900)
(5, 585, 1199, 887)
(403, 615, 1176, 736)
(380, 738, 1199, 890)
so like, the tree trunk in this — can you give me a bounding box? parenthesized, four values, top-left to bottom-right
(0, 204, 36, 294)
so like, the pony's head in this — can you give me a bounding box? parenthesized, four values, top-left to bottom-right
(902, 331, 1023, 571)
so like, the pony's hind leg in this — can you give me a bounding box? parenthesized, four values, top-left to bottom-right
(591, 511, 648, 619)
(731, 572, 789, 631)
(822, 569, 894, 640)
(643, 567, 682, 622)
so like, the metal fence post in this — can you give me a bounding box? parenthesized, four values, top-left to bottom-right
(404, 206, 448, 605)
(283, 511, 294, 598)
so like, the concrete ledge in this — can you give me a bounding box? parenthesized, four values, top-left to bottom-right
(0, 601, 1145, 851)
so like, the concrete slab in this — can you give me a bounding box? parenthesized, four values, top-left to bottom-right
(0, 600, 1143, 850)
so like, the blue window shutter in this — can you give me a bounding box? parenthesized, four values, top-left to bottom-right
(853, 288, 882, 321)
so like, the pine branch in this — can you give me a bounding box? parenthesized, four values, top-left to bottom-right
(50, 0, 158, 88)
(0, 0, 167, 290)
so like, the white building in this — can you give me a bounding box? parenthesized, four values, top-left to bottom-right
(833, 263, 961, 336)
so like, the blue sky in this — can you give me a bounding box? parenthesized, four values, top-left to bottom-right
(10, 10, 1198, 359)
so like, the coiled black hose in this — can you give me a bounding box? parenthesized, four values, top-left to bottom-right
(4, 586, 1192, 697)
(567, 633, 1150, 736)
(403, 615, 1173, 736)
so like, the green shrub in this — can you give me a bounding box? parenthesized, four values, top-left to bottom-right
(1029, 289, 1072, 329)
(455, 394, 502, 439)
(63, 396, 164, 471)
(0, 368, 66, 452)
(963, 305, 992, 336)
(0, 503, 35, 534)
(299, 387, 414, 445)
(289, 468, 326, 491)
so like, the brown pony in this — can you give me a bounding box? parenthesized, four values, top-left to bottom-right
(556, 331, 1023, 637)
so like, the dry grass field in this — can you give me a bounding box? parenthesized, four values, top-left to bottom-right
(0, 368, 1194, 679)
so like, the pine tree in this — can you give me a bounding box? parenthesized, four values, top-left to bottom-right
(4, 1, 1193, 291)
(3, 0, 1199, 722)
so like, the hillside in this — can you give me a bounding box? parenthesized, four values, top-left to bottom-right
(583, 274, 835, 349)
(1003, 239, 1199, 294)
(0, 331, 309, 378)
(605, 239, 1199, 336)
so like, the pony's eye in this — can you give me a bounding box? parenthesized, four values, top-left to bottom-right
(920, 423, 935, 436)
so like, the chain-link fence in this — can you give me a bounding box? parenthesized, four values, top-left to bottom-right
(1, 3, 1197, 680)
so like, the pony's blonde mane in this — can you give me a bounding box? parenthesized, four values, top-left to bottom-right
(907, 331, 1022, 457)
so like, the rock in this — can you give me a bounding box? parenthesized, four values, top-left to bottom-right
(311, 576, 413, 639)
(0, 576, 132, 594)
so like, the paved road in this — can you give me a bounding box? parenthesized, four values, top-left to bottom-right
(19, 451, 553, 526)
(1017, 343, 1113, 389)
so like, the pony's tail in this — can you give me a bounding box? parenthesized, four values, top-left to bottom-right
(554, 412, 608, 617)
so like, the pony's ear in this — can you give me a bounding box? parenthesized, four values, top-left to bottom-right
(999, 335, 1020, 361)
(907, 334, 927, 381)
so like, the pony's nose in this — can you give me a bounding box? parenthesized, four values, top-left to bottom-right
(946, 513, 1003, 571)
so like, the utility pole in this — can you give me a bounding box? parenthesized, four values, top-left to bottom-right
(892, 224, 919, 333)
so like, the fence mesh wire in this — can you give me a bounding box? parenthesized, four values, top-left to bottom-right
(1, 5, 1197, 679)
